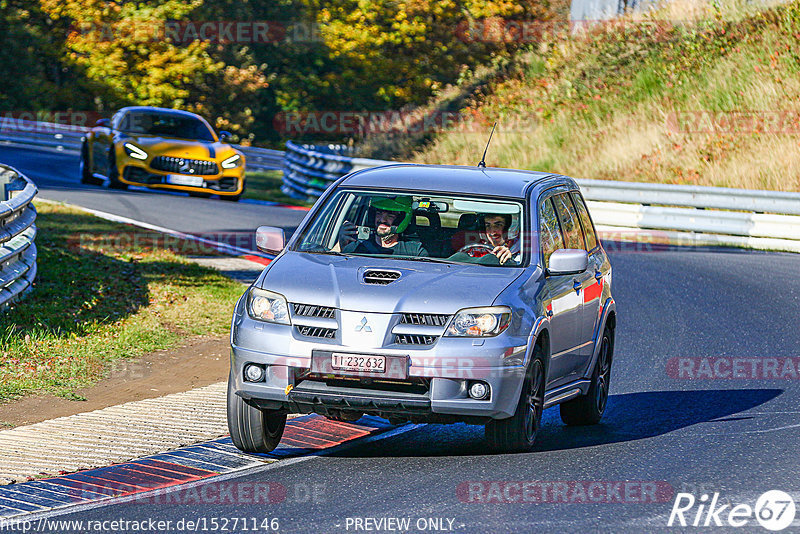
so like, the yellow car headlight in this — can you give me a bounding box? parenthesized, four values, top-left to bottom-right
(221, 154, 241, 169)
(123, 143, 148, 160)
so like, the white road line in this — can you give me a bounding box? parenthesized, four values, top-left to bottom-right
(33, 198, 272, 260)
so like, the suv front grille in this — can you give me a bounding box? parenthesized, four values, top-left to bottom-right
(395, 334, 438, 345)
(400, 313, 450, 327)
(296, 326, 336, 339)
(292, 303, 336, 318)
(363, 270, 401, 285)
(150, 156, 219, 176)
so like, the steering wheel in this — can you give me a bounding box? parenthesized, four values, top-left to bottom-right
(458, 243, 494, 258)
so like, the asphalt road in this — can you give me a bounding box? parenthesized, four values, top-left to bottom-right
(4, 145, 800, 532)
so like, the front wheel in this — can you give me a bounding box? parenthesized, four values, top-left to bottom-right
(227, 377, 287, 453)
(560, 324, 614, 426)
(80, 143, 102, 185)
(485, 350, 545, 453)
(107, 149, 127, 190)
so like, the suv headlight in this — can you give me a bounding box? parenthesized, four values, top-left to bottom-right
(123, 142, 148, 160)
(221, 154, 241, 169)
(247, 287, 290, 324)
(445, 306, 512, 337)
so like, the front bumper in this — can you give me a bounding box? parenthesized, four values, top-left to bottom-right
(230, 315, 531, 422)
(119, 163, 244, 196)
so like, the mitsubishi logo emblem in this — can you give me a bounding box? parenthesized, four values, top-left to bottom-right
(354, 317, 372, 333)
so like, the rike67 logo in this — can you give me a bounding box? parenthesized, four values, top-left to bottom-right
(668, 490, 796, 531)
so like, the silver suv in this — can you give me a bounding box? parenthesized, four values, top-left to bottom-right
(228, 165, 616, 453)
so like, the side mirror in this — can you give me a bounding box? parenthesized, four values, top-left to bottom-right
(219, 130, 232, 142)
(95, 118, 110, 128)
(547, 249, 588, 276)
(255, 226, 285, 254)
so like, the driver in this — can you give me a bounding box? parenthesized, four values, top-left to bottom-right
(339, 196, 428, 257)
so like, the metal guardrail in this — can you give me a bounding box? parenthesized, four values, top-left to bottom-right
(0, 119, 283, 172)
(0, 165, 38, 310)
(281, 140, 390, 200)
(281, 142, 800, 252)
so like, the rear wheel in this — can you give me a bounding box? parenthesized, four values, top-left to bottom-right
(79, 143, 102, 185)
(560, 324, 614, 426)
(227, 376, 286, 453)
(485, 348, 545, 453)
(107, 149, 127, 190)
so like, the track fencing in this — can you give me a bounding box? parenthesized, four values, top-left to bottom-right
(0, 165, 37, 309)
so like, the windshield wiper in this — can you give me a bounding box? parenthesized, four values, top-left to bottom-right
(299, 249, 345, 256)
(351, 253, 454, 264)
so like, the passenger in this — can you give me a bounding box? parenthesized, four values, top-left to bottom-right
(339, 196, 428, 257)
(480, 213, 520, 265)
(455, 213, 519, 265)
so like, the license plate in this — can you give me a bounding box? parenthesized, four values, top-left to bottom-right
(331, 353, 386, 373)
(166, 174, 204, 187)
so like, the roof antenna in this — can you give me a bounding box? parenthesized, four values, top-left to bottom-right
(477, 122, 496, 169)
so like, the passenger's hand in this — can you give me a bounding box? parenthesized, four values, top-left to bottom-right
(338, 220, 358, 247)
(492, 245, 512, 265)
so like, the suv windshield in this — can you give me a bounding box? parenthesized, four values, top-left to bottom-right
(118, 111, 216, 142)
(294, 190, 525, 267)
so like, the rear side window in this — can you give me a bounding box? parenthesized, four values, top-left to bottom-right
(570, 192, 598, 250)
(539, 198, 564, 267)
(552, 193, 585, 250)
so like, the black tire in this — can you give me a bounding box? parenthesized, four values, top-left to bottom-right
(485, 348, 546, 453)
(80, 143, 102, 185)
(227, 376, 286, 453)
(107, 149, 127, 190)
(560, 324, 614, 426)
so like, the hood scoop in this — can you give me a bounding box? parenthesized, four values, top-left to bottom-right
(363, 269, 401, 285)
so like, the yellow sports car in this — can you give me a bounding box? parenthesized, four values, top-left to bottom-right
(80, 106, 246, 201)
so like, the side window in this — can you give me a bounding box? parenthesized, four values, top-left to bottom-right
(539, 197, 564, 267)
(570, 192, 598, 250)
(552, 193, 585, 250)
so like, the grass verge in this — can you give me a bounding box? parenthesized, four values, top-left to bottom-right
(405, 0, 800, 191)
(0, 202, 245, 402)
(243, 170, 313, 207)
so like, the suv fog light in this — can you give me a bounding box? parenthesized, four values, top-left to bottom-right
(244, 364, 265, 382)
(468, 381, 490, 400)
